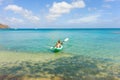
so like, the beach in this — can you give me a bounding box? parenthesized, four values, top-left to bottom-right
(0, 29, 120, 80)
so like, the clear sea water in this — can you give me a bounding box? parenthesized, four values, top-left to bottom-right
(0, 29, 120, 80)
(0, 29, 120, 59)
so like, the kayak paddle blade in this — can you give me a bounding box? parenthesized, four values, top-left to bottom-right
(64, 38, 69, 42)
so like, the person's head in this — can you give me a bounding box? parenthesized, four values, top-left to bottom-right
(58, 40, 61, 43)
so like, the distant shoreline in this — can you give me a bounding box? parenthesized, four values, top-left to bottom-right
(0, 28, 120, 30)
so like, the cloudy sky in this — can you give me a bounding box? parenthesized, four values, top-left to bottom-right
(0, 0, 120, 28)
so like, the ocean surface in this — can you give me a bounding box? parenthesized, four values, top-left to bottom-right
(0, 28, 120, 80)
(0, 29, 120, 58)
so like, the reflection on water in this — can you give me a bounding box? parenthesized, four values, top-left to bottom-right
(0, 55, 120, 80)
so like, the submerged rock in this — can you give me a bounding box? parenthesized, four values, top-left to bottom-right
(0, 55, 120, 80)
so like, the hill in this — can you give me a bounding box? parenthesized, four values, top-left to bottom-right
(0, 23, 9, 29)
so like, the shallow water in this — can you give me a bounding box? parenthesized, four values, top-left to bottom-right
(0, 29, 120, 80)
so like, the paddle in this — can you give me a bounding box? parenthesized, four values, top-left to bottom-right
(50, 38, 69, 49)
(62, 38, 69, 44)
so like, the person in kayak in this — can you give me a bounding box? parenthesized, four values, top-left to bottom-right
(55, 40, 63, 48)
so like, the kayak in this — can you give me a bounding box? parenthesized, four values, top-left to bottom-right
(51, 45, 63, 52)
(50, 38, 69, 52)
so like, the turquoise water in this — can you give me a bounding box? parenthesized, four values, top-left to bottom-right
(0, 29, 120, 58)
(0, 29, 120, 80)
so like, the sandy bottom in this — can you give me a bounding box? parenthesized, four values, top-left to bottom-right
(0, 51, 72, 63)
(0, 51, 120, 80)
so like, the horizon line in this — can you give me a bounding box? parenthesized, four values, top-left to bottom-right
(0, 27, 120, 30)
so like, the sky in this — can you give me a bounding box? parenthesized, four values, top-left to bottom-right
(0, 0, 120, 28)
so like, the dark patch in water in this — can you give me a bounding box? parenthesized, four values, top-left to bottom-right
(0, 55, 120, 80)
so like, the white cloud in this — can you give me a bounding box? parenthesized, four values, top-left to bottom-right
(0, 15, 24, 27)
(68, 14, 101, 24)
(104, 0, 115, 2)
(0, 0, 13, 5)
(6, 17, 23, 23)
(4, 4, 40, 22)
(71, 0, 85, 8)
(102, 4, 111, 8)
(104, 0, 120, 2)
(46, 0, 85, 21)
(88, 7, 97, 11)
